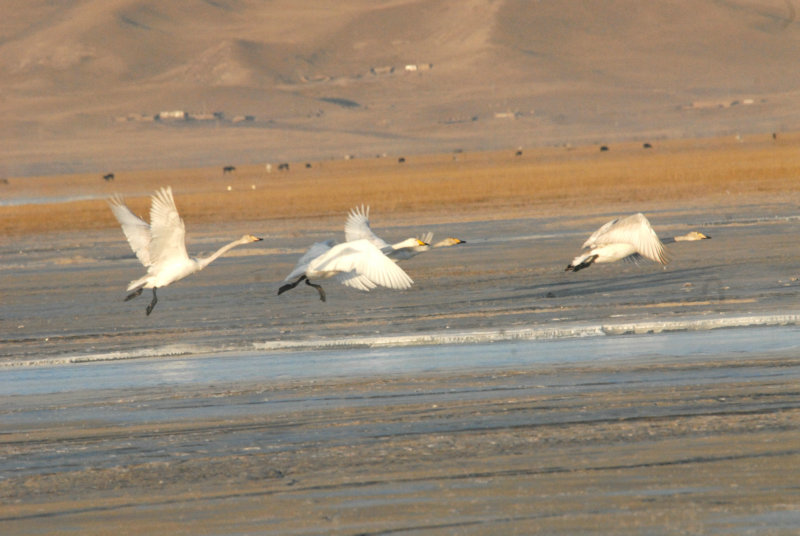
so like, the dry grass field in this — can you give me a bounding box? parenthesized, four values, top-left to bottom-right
(3, 132, 800, 236)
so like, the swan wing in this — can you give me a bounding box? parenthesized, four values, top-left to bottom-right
(344, 205, 390, 249)
(590, 213, 669, 264)
(148, 187, 190, 267)
(311, 239, 413, 290)
(108, 195, 153, 266)
(283, 240, 335, 281)
(335, 271, 378, 291)
(582, 217, 619, 249)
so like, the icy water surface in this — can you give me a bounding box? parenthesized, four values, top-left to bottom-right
(2, 325, 800, 396)
(3, 206, 800, 535)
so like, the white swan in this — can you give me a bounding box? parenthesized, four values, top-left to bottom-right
(566, 212, 670, 272)
(345, 205, 464, 260)
(663, 231, 711, 244)
(109, 186, 262, 315)
(278, 238, 414, 302)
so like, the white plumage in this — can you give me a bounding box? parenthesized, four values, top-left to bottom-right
(109, 186, 262, 314)
(345, 205, 463, 261)
(566, 213, 669, 272)
(278, 238, 414, 301)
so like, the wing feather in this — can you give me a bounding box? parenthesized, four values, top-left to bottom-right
(310, 239, 413, 290)
(585, 213, 668, 264)
(344, 205, 390, 249)
(108, 194, 152, 267)
(148, 187, 190, 267)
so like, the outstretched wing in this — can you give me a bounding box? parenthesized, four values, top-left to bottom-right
(108, 194, 152, 267)
(590, 213, 669, 264)
(344, 205, 390, 249)
(148, 187, 190, 267)
(311, 239, 413, 290)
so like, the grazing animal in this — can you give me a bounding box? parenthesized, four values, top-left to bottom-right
(345, 205, 464, 261)
(223, 165, 236, 174)
(278, 163, 290, 171)
(103, 173, 115, 181)
(515, 149, 523, 156)
(398, 157, 406, 163)
(278, 239, 414, 302)
(566, 213, 669, 272)
(108, 187, 262, 315)
(599, 145, 609, 152)
(643, 143, 652, 149)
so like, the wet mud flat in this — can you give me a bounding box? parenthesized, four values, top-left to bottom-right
(3, 180, 800, 532)
(2, 344, 800, 535)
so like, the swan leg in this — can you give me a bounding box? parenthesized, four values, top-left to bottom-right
(125, 288, 143, 301)
(566, 255, 598, 272)
(278, 275, 306, 296)
(305, 279, 326, 302)
(145, 288, 158, 316)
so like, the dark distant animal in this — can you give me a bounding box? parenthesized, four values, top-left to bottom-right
(103, 173, 115, 182)
(305, 163, 312, 169)
(643, 143, 652, 149)
(0, 178, 8, 185)
(515, 150, 523, 156)
(773, 132, 778, 140)
(223, 165, 236, 174)
(398, 157, 406, 163)
(600, 146, 609, 152)
(278, 163, 290, 171)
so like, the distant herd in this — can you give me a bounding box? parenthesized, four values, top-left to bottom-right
(96, 142, 671, 183)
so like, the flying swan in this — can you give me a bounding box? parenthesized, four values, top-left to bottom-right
(565, 212, 707, 272)
(345, 205, 465, 260)
(278, 238, 415, 302)
(109, 186, 262, 315)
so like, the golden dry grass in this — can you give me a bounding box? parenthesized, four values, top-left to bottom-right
(3, 133, 800, 236)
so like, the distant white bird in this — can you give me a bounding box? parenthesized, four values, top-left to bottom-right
(566, 212, 670, 272)
(109, 187, 262, 315)
(345, 205, 464, 260)
(662, 231, 712, 244)
(278, 238, 414, 301)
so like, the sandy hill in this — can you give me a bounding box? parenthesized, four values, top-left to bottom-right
(1, 0, 799, 176)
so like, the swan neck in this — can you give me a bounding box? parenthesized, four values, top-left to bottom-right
(197, 238, 246, 269)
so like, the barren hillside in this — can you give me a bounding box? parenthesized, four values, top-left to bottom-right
(1, 0, 798, 176)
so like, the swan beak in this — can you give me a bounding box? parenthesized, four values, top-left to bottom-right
(701, 233, 711, 239)
(417, 239, 430, 246)
(454, 238, 466, 244)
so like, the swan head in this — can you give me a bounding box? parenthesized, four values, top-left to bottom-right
(434, 237, 465, 247)
(674, 231, 710, 242)
(240, 234, 264, 243)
